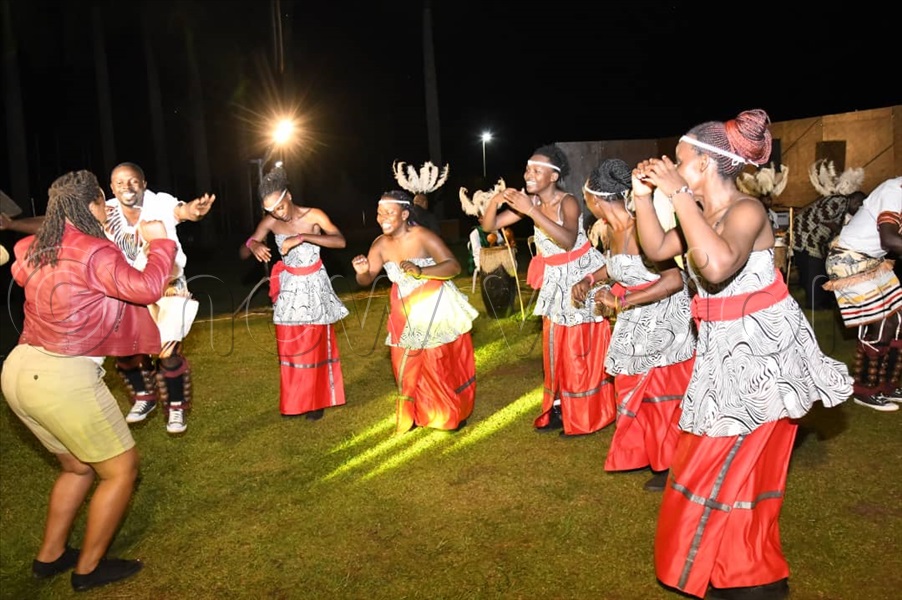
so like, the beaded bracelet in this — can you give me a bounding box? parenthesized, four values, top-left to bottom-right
(245, 237, 256, 249)
(667, 185, 692, 201)
(617, 290, 630, 311)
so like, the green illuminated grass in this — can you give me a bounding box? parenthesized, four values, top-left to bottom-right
(1, 276, 899, 600)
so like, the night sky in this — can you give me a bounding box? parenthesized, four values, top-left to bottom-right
(2, 0, 899, 233)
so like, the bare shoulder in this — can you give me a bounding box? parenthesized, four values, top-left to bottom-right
(732, 196, 768, 220)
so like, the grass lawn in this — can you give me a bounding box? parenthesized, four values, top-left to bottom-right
(1, 264, 900, 600)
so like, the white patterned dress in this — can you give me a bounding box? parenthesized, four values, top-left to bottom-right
(383, 259, 478, 349)
(271, 235, 348, 416)
(530, 213, 616, 435)
(532, 214, 606, 324)
(604, 253, 695, 375)
(273, 234, 348, 325)
(383, 259, 478, 432)
(683, 249, 853, 437)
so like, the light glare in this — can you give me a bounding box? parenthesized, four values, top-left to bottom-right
(273, 119, 295, 145)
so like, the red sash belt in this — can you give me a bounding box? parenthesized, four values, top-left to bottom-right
(527, 240, 592, 289)
(690, 269, 788, 327)
(269, 259, 323, 302)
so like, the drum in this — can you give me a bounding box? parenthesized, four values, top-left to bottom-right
(479, 246, 518, 318)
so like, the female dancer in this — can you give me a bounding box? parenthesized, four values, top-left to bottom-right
(352, 190, 478, 433)
(242, 165, 348, 419)
(633, 109, 852, 599)
(481, 144, 614, 436)
(575, 158, 695, 491)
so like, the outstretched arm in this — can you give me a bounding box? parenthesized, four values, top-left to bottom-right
(0, 212, 44, 235)
(175, 193, 216, 222)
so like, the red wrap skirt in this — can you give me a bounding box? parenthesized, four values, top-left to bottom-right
(275, 323, 346, 416)
(655, 418, 797, 597)
(533, 318, 616, 435)
(604, 355, 694, 472)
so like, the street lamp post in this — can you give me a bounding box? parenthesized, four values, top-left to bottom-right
(481, 131, 492, 178)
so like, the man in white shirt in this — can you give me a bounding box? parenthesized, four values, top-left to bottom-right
(107, 162, 215, 434)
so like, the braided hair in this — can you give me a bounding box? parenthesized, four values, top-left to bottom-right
(259, 165, 289, 201)
(381, 189, 429, 226)
(587, 158, 632, 201)
(27, 170, 105, 268)
(685, 109, 772, 178)
(532, 144, 571, 179)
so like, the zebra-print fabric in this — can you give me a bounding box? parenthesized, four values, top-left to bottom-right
(604, 254, 696, 375)
(272, 234, 349, 327)
(532, 214, 606, 326)
(681, 249, 852, 437)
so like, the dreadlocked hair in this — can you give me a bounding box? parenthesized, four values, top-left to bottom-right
(685, 109, 772, 178)
(27, 170, 105, 268)
(532, 144, 570, 179)
(259, 165, 289, 201)
(588, 158, 632, 200)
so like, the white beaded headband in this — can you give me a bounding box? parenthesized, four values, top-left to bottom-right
(527, 159, 561, 172)
(679, 136, 760, 166)
(264, 188, 288, 212)
(583, 183, 619, 197)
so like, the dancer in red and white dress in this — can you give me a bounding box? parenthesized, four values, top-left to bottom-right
(352, 190, 477, 434)
(633, 109, 852, 599)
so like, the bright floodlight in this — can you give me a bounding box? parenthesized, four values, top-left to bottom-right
(481, 132, 493, 143)
(273, 119, 294, 145)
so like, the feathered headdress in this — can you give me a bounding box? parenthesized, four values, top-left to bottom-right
(459, 178, 506, 217)
(737, 163, 790, 198)
(392, 160, 450, 195)
(807, 159, 864, 197)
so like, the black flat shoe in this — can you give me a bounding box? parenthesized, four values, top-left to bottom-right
(707, 578, 789, 600)
(71, 558, 143, 592)
(644, 470, 669, 492)
(305, 409, 325, 421)
(535, 406, 563, 432)
(32, 546, 79, 579)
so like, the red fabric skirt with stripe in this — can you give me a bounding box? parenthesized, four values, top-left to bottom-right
(604, 355, 694, 472)
(390, 334, 476, 434)
(533, 318, 616, 435)
(654, 418, 797, 598)
(275, 323, 346, 416)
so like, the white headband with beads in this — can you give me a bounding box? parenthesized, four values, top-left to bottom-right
(583, 183, 619, 197)
(527, 160, 561, 172)
(263, 188, 288, 212)
(679, 135, 760, 166)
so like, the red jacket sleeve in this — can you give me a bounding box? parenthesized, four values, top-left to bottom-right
(85, 238, 178, 304)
